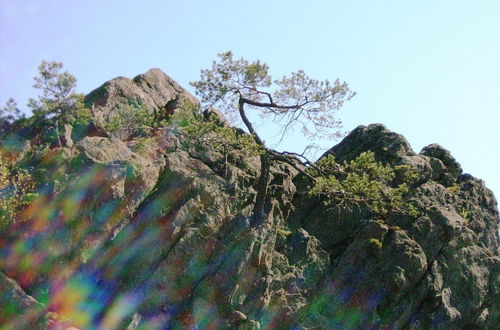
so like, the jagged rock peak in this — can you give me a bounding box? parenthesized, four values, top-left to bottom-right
(420, 143, 463, 178)
(2, 69, 499, 329)
(84, 68, 198, 116)
(323, 123, 415, 163)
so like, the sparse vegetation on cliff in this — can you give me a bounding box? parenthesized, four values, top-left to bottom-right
(0, 156, 37, 231)
(191, 51, 355, 226)
(0, 60, 498, 329)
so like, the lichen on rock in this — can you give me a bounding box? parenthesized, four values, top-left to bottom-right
(0, 70, 498, 329)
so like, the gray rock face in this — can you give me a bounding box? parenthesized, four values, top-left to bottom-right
(73, 136, 165, 229)
(297, 124, 499, 329)
(421, 143, 462, 178)
(0, 272, 79, 329)
(0, 271, 45, 328)
(1, 71, 498, 329)
(85, 68, 197, 116)
(324, 123, 414, 163)
(84, 68, 198, 141)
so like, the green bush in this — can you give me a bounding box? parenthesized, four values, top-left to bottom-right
(0, 156, 38, 230)
(309, 151, 415, 218)
(103, 103, 154, 139)
(168, 100, 262, 170)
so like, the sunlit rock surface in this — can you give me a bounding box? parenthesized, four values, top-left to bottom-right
(1, 70, 498, 329)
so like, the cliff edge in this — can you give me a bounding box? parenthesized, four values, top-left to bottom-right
(1, 69, 498, 329)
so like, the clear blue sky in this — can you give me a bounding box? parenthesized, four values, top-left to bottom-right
(1, 0, 499, 198)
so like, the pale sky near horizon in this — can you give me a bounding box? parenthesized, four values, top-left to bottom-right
(1, 0, 499, 199)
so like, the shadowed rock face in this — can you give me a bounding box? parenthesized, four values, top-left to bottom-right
(1, 70, 498, 329)
(298, 124, 499, 328)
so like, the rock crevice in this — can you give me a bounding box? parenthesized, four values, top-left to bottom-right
(1, 70, 498, 329)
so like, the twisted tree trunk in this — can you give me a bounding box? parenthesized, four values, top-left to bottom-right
(238, 97, 270, 227)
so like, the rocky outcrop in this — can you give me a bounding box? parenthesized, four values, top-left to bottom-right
(85, 68, 198, 123)
(0, 72, 497, 329)
(295, 124, 499, 328)
(0, 271, 46, 328)
(0, 271, 81, 329)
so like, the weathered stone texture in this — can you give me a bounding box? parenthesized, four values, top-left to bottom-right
(1, 72, 497, 330)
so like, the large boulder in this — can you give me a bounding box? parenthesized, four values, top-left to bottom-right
(85, 68, 198, 117)
(84, 69, 199, 140)
(323, 123, 414, 163)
